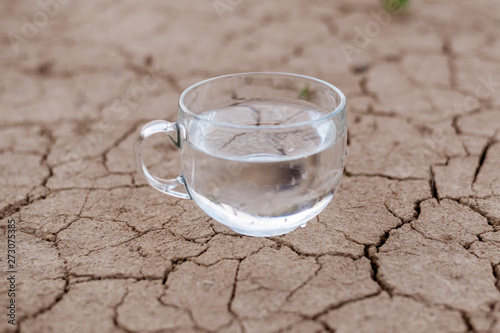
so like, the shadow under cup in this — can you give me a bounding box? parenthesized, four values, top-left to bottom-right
(137, 73, 347, 237)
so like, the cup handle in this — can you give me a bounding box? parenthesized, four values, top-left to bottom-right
(134, 120, 191, 199)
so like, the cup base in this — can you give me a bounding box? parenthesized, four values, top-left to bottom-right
(227, 226, 300, 238)
(189, 190, 333, 237)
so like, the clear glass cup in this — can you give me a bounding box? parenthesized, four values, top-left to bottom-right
(135, 72, 347, 237)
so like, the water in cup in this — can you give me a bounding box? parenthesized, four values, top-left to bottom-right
(181, 99, 346, 236)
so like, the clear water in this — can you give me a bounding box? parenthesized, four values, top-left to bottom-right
(181, 100, 345, 237)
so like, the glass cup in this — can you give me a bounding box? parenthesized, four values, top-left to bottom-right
(135, 72, 347, 237)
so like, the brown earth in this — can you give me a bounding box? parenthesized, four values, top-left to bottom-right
(1, 0, 500, 332)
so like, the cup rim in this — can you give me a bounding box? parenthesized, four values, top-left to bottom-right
(178, 72, 346, 129)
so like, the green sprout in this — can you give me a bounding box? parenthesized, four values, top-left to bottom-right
(298, 85, 310, 100)
(383, 0, 409, 13)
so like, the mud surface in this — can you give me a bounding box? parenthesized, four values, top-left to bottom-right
(1, 0, 500, 332)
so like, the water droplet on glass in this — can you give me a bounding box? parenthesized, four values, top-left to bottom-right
(300, 223, 307, 228)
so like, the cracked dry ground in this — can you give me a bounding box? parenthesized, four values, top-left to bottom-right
(1, 0, 500, 332)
